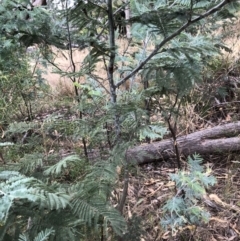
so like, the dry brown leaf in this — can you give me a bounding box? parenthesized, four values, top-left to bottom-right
(127, 204, 132, 219)
(148, 188, 155, 194)
(147, 184, 164, 197)
(133, 198, 144, 209)
(165, 181, 175, 187)
(209, 194, 226, 206)
(144, 178, 162, 185)
(116, 165, 121, 175)
(162, 231, 170, 239)
(226, 114, 231, 121)
(209, 194, 240, 212)
(229, 223, 240, 235)
(0, 126, 4, 138)
(228, 235, 237, 241)
(210, 217, 229, 224)
(210, 236, 218, 241)
(0, 152, 5, 164)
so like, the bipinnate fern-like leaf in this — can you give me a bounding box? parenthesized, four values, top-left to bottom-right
(162, 197, 185, 215)
(0, 171, 20, 179)
(18, 234, 28, 241)
(0, 142, 14, 147)
(43, 155, 81, 176)
(72, 197, 127, 236)
(6, 122, 39, 135)
(18, 228, 55, 241)
(65, 150, 128, 236)
(139, 124, 168, 141)
(141, 32, 221, 97)
(0, 171, 38, 224)
(161, 155, 216, 232)
(45, 192, 70, 210)
(33, 228, 55, 241)
(0, 170, 70, 228)
(32, 184, 70, 210)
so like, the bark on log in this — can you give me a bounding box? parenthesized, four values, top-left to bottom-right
(127, 121, 240, 164)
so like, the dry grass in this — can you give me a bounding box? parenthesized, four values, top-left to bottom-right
(37, 39, 141, 95)
(42, 46, 89, 94)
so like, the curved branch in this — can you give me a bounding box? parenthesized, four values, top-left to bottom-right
(115, 0, 233, 88)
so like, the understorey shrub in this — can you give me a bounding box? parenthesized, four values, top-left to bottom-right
(161, 154, 216, 235)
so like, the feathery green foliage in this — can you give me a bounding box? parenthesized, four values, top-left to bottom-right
(43, 155, 82, 176)
(161, 155, 216, 234)
(18, 228, 55, 241)
(0, 0, 239, 240)
(0, 171, 37, 224)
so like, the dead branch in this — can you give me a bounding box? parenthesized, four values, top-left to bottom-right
(127, 122, 240, 164)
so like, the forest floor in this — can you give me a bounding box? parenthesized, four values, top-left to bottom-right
(128, 20, 240, 240)
(131, 21, 240, 240)
(23, 18, 240, 240)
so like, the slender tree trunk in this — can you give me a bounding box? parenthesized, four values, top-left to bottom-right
(107, 0, 121, 140)
(124, 0, 131, 39)
(107, 3, 129, 235)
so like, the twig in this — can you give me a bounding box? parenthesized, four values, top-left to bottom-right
(166, 95, 182, 169)
(107, 0, 121, 141)
(117, 159, 129, 214)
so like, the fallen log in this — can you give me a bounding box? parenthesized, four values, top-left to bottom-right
(127, 121, 240, 164)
